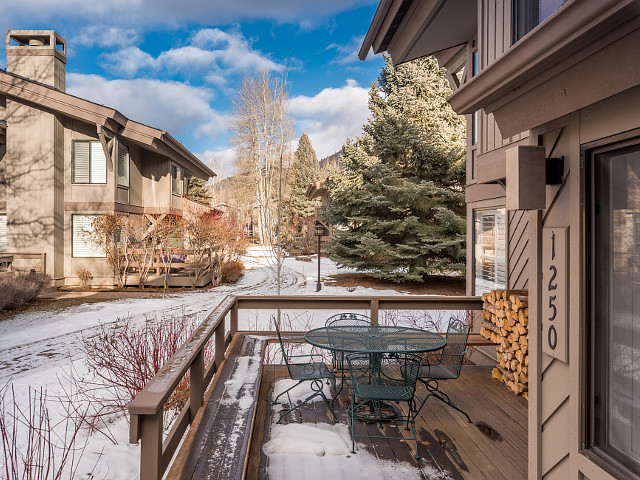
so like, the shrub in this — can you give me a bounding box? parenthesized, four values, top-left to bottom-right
(221, 260, 245, 284)
(74, 266, 93, 289)
(0, 383, 89, 479)
(0, 273, 51, 310)
(67, 310, 212, 427)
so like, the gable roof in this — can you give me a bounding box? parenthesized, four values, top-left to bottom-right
(359, 0, 477, 65)
(0, 68, 215, 179)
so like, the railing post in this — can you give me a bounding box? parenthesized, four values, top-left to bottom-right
(190, 349, 204, 421)
(370, 299, 379, 325)
(230, 301, 238, 335)
(139, 413, 163, 480)
(215, 322, 225, 369)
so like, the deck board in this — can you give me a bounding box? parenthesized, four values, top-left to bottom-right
(251, 365, 527, 480)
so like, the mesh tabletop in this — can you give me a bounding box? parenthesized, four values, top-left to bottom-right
(304, 325, 446, 354)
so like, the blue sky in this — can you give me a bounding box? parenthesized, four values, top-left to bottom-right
(0, 1, 385, 177)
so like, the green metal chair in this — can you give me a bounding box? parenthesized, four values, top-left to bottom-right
(272, 317, 336, 424)
(346, 352, 422, 458)
(416, 317, 472, 423)
(325, 313, 374, 373)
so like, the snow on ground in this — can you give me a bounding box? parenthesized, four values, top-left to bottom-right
(0, 247, 456, 479)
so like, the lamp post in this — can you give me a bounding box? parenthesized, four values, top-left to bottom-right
(315, 222, 324, 292)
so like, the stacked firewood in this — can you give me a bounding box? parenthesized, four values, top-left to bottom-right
(479, 289, 529, 400)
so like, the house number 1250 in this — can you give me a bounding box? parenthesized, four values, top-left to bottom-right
(547, 233, 558, 350)
(542, 227, 567, 362)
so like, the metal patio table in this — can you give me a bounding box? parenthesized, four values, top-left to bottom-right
(304, 324, 446, 421)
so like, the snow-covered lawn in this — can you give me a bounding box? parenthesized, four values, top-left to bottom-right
(0, 247, 455, 479)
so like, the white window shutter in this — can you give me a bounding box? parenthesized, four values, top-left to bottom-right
(73, 142, 90, 183)
(0, 215, 6, 253)
(118, 144, 129, 187)
(90, 143, 107, 183)
(72, 215, 104, 257)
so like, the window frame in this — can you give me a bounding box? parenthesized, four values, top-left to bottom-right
(473, 207, 507, 296)
(72, 140, 107, 185)
(117, 143, 130, 188)
(512, 0, 567, 44)
(72, 214, 105, 258)
(171, 163, 183, 196)
(0, 214, 6, 253)
(587, 139, 640, 478)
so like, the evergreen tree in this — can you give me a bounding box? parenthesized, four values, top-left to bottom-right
(325, 55, 466, 282)
(289, 133, 321, 229)
(187, 177, 213, 204)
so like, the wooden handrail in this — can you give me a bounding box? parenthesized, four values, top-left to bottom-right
(128, 294, 483, 480)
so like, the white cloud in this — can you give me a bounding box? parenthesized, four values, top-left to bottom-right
(289, 79, 370, 158)
(101, 29, 282, 79)
(326, 36, 370, 65)
(198, 148, 237, 179)
(66, 73, 228, 140)
(102, 47, 157, 77)
(0, 1, 376, 30)
(72, 26, 141, 49)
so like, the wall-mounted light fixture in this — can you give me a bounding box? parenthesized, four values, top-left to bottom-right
(506, 145, 565, 211)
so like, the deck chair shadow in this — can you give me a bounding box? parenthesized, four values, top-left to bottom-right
(416, 317, 472, 423)
(347, 352, 423, 459)
(272, 317, 336, 424)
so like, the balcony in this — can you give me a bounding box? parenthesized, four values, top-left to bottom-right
(128, 295, 527, 480)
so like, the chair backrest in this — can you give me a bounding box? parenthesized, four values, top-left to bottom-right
(347, 353, 422, 400)
(325, 312, 373, 327)
(272, 316, 293, 375)
(440, 317, 470, 378)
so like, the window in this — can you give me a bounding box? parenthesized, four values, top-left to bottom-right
(474, 208, 506, 295)
(117, 143, 129, 188)
(512, 0, 567, 43)
(72, 141, 107, 184)
(171, 164, 183, 196)
(72, 215, 104, 258)
(590, 143, 640, 475)
(0, 214, 6, 253)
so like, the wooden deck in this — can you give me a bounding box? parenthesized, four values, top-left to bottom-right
(247, 365, 528, 480)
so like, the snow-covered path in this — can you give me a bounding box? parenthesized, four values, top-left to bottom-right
(0, 248, 362, 384)
(0, 247, 404, 479)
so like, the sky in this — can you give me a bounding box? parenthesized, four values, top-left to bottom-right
(0, 1, 385, 178)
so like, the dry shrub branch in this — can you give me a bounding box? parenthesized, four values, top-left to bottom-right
(66, 310, 212, 428)
(0, 273, 51, 310)
(0, 384, 89, 480)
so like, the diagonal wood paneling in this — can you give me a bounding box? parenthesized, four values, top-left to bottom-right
(541, 399, 570, 475)
(541, 360, 570, 423)
(508, 209, 530, 289)
(543, 454, 570, 479)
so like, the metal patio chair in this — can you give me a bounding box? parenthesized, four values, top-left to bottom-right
(416, 317, 472, 423)
(271, 317, 336, 424)
(346, 352, 423, 459)
(325, 313, 374, 373)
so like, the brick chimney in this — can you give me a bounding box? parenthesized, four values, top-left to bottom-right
(6, 30, 66, 91)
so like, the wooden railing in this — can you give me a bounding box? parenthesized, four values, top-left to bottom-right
(128, 294, 484, 480)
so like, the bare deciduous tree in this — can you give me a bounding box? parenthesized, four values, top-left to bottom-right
(231, 70, 294, 246)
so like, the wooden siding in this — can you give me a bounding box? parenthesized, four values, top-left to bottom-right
(476, 0, 528, 155)
(507, 210, 529, 290)
(53, 113, 64, 280)
(5, 98, 56, 276)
